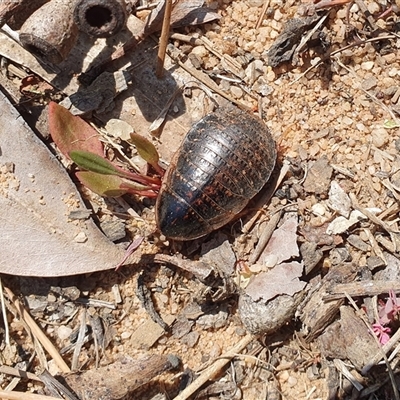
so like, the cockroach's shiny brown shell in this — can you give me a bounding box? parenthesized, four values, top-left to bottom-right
(156, 107, 277, 240)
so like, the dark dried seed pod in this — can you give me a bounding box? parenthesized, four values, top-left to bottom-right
(73, 0, 128, 38)
(156, 107, 277, 241)
(19, 0, 79, 64)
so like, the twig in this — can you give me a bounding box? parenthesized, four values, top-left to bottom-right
(249, 210, 282, 264)
(0, 366, 40, 382)
(350, 193, 399, 234)
(173, 334, 254, 400)
(166, 44, 251, 111)
(71, 308, 87, 371)
(333, 359, 364, 391)
(256, 0, 270, 29)
(4, 287, 70, 374)
(156, 0, 173, 78)
(0, 391, 63, 400)
(242, 161, 290, 234)
(290, 35, 396, 85)
(0, 278, 10, 345)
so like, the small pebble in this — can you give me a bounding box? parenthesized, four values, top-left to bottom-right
(121, 331, 132, 340)
(57, 326, 73, 341)
(287, 376, 298, 387)
(230, 86, 243, 98)
(361, 61, 374, 71)
(361, 76, 377, 90)
(371, 127, 388, 148)
(74, 232, 87, 243)
(191, 45, 207, 58)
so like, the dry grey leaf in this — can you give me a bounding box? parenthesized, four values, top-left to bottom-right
(0, 90, 126, 276)
(258, 215, 299, 265)
(328, 180, 351, 218)
(326, 210, 367, 235)
(143, 0, 221, 37)
(245, 261, 306, 302)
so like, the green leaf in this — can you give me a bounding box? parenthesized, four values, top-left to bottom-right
(130, 132, 164, 175)
(383, 119, 400, 129)
(76, 171, 159, 198)
(70, 150, 122, 176)
(76, 171, 129, 197)
(48, 102, 104, 159)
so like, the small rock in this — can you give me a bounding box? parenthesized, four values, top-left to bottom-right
(230, 85, 243, 99)
(287, 376, 298, 387)
(57, 325, 73, 341)
(191, 45, 207, 58)
(100, 220, 126, 242)
(371, 127, 388, 148)
(180, 331, 199, 348)
(347, 234, 370, 251)
(361, 61, 374, 71)
(74, 232, 87, 243)
(105, 119, 133, 141)
(361, 76, 377, 90)
(303, 156, 333, 195)
(121, 331, 132, 340)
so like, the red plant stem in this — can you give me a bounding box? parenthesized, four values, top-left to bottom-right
(114, 164, 162, 187)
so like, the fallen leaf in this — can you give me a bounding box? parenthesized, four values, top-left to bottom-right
(20, 75, 54, 98)
(259, 215, 299, 265)
(328, 180, 351, 218)
(245, 262, 306, 302)
(143, 0, 221, 36)
(0, 90, 127, 276)
(48, 102, 104, 159)
(326, 210, 367, 235)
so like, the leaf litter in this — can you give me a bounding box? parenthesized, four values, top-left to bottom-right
(1, 0, 400, 398)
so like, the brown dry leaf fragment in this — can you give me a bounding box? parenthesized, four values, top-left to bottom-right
(303, 156, 333, 195)
(258, 215, 299, 265)
(64, 355, 180, 400)
(318, 306, 379, 371)
(143, 0, 220, 36)
(60, 70, 131, 116)
(245, 261, 306, 302)
(200, 233, 236, 278)
(267, 14, 321, 67)
(19, 75, 55, 98)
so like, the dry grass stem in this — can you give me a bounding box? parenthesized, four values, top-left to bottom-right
(0, 391, 63, 400)
(173, 334, 254, 400)
(4, 287, 70, 374)
(255, 0, 270, 29)
(71, 308, 87, 371)
(249, 210, 282, 264)
(166, 45, 250, 110)
(156, 0, 173, 78)
(333, 359, 364, 391)
(0, 366, 40, 382)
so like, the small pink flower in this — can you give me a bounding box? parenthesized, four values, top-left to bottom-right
(372, 322, 391, 345)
